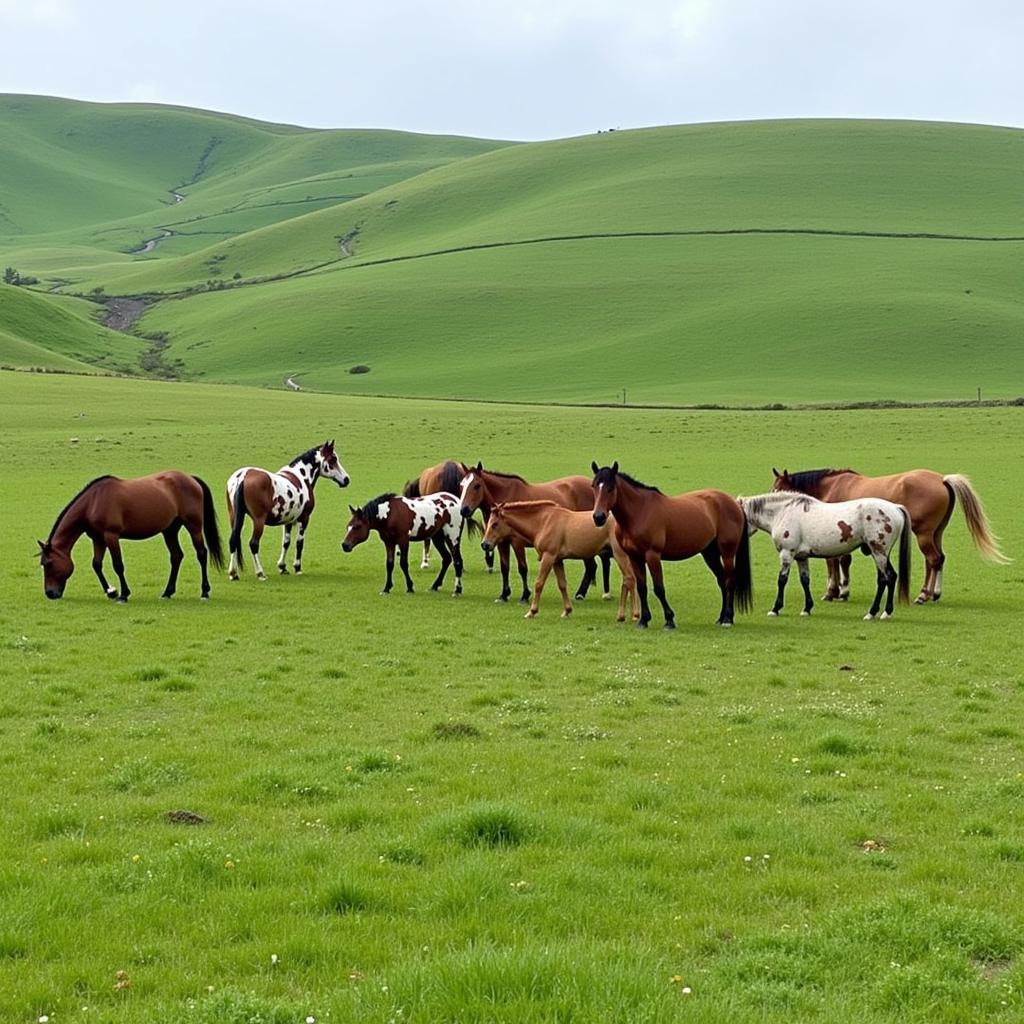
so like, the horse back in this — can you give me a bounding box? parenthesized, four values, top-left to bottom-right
(99, 472, 202, 538)
(824, 470, 946, 526)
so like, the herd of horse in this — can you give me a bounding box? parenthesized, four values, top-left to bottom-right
(38, 443, 1008, 628)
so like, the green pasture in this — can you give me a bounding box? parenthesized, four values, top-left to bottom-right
(1, 371, 1021, 1023)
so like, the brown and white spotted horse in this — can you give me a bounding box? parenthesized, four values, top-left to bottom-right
(341, 491, 479, 595)
(226, 441, 349, 580)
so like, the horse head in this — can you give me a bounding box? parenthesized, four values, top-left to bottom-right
(771, 468, 795, 492)
(590, 461, 619, 526)
(341, 505, 370, 552)
(480, 503, 509, 553)
(319, 440, 350, 488)
(38, 539, 73, 599)
(459, 461, 486, 519)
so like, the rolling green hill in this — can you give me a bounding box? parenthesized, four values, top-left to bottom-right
(2, 98, 1022, 404)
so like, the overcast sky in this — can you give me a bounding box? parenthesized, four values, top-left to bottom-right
(2, 0, 1021, 140)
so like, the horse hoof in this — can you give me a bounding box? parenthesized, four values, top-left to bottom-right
(932, 593, 941, 602)
(380, 590, 391, 596)
(495, 596, 509, 604)
(602, 592, 612, 601)
(117, 597, 128, 604)
(767, 610, 779, 617)
(800, 610, 810, 617)
(228, 574, 239, 582)
(294, 569, 302, 576)
(636, 621, 649, 629)
(278, 566, 288, 575)
(880, 611, 891, 620)
(524, 611, 536, 619)
(200, 595, 210, 602)
(718, 621, 734, 628)
(257, 574, 267, 582)
(663, 620, 676, 630)
(914, 595, 928, 605)
(574, 592, 586, 601)
(161, 594, 173, 601)
(839, 594, 850, 602)
(106, 589, 118, 600)
(863, 612, 875, 621)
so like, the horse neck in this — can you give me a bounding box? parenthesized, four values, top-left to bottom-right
(606, 478, 646, 528)
(482, 473, 520, 504)
(498, 505, 541, 543)
(50, 501, 88, 555)
(744, 493, 791, 530)
(286, 456, 319, 489)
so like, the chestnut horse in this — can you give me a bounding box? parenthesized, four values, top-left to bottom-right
(342, 491, 478, 595)
(739, 491, 911, 620)
(39, 471, 223, 602)
(403, 460, 493, 572)
(482, 500, 637, 621)
(771, 467, 1008, 603)
(227, 441, 349, 580)
(458, 463, 609, 603)
(591, 462, 753, 629)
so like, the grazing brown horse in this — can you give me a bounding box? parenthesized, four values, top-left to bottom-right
(772, 467, 1008, 603)
(482, 500, 637, 621)
(458, 462, 608, 603)
(403, 460, 495, 571)
(342, 491, 479, 595)
(227, 441, 349, 580)
(39, 471, 223, 602)
(591, 462, 753, 629)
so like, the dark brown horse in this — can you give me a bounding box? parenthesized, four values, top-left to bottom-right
(403, 460, 495, 571)
(771, 467, 1008, 603)
(39, 471, 224, 602)
(458, 462, 609, 602)
(591, 462, 753, 629)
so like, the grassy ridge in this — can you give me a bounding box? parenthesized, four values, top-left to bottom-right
(1, 371, 1021, 1022)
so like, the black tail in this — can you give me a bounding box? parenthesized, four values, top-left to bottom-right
(403, 477, 421, 499)
(194, 476, 224, 570)
(897, 506, 912, 604)
(461, 516, 482, 540)
(438, 460, 464, 495)
(228, 480, 248, 572)
(734, 515, 754, 613)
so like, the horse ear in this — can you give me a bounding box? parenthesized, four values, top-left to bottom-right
(38, 539, 46, 550)
(475, 461, 483, 472)
(349, 504, 357, 514)
(772, 467, 780, 478)
(591, 460, 599, 474)
(611, 460, 619, 475)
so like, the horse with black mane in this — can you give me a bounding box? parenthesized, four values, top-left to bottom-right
(771, 467, 1007, 603)
(227, 440, 349, 580)
(342, 491, 479, 596)
(591, 462, 752, 629)
(39, 471, 223, 602)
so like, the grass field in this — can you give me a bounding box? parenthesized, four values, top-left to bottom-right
(3, 102, 1023, 405)
(2, 370, 1021, 1023)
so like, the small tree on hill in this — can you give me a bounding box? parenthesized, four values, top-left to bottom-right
(3, 267, 20, 285)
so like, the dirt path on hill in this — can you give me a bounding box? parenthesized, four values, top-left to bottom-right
(103, 298, 147, 331)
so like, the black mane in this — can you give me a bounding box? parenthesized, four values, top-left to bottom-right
(361, 493, 399, 519)
(47, 475, 115, 541)
(289, 446, 321, 466)
(617, 470, 662, 494)
(783, 467, 855, 494)
(480, 467, 528, 483)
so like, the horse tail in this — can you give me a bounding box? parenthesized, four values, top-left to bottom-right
(438, 460, 464, 495)
(461, 515, 482, 540)
(733, 510, 754, 614)
(403, 477, 421, 499)
(228, 478, 248, 571)
(194, 476, 224, 570)
(897, 505, 912, 604)
(943, 474, 1010, 564)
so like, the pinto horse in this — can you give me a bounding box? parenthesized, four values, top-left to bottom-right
(482, 500, 637, 621)
(39, 471, 223, 602)
(771, 467, 1008, 603)
(740, 492, 911, 620)
(458, 463, 609, 603)
(227, 441, 349, 580)
(591, 462, 753, 629)
(342, 491, 478, 595)
(402, 460, 494, 571)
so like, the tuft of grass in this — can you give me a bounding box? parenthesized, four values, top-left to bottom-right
(445, 805, 536, 849)
(431, 720, 482, 740)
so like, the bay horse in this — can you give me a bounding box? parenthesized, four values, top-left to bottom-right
(341, 491, 479, 595)
(771, 467, 1008, 603)
(739, 492, 911, 620)
(591, 462, 753, 629)
(227, 440, 349, 580)
(482, 501, 637, 621)
(402, 459, 494, 571)
(38, 471, 223, 602)
(458, 462, 609, 603)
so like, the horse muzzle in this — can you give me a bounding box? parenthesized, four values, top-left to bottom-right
(592, 510, 608, 527)
(460, 505, 473, 519)
(45, 588, 63, 600)
(341, 541, 353, 553)
(481, 540, 493, 553)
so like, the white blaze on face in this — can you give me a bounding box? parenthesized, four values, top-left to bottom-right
(460, 473, 475, 506)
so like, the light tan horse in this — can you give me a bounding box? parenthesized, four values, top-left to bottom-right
(772, 467, 1008, 603)
(482, 501, 637, 621)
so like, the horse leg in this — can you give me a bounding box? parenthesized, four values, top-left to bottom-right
(646, 553, 675, 629)
(399, 539, 415, 593)
(553, 560, 574, 617)
(700, 540, 731, 626)
(496, 539, 512, 602)
(574, 556, 596, 600)
(770, 552, 793, 616)
(527, 553, 555, 618)
(797, 556, 814, 616)
(278, 525, 292, 574)
(430, 535, 452, 592)
(631, 553, 651, 628)
(420, 538, 431, 570)
(513, 539, 531, 603)
(91, 536, 117, 599)
(822, 557, 840, 601)
(106, 535, 131, 602)
(249, 519, 268, 580)
(484, 544, 495, 573)
(915, 536, 943, 604)
(184, 517, 212, 599)
(292, 514, 310, 574)
(838, 555, 852, 600)
(451, 532, 464, 596)
(161, 524, 185, 599)
(864, 550, 889, 620)
(600, 550, 612, 600)
(382, 541, 396, 594)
